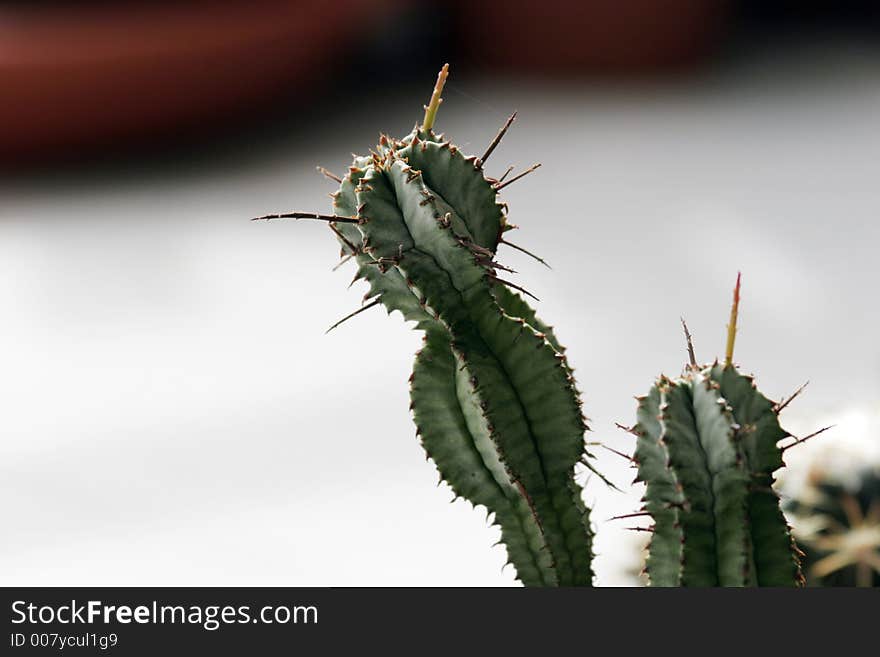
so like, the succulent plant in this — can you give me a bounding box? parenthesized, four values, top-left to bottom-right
(254, 65, 595, 586)
(787, 468, 880, 586)
(628, 276, 805, 586)
(253, 66, 827, 588)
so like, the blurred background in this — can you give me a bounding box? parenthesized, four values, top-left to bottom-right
(1, 1, 878, 586)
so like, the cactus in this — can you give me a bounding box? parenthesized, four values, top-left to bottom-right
(630, 276, 805, 586)
(254, 65, 595, 586)
(787, 468, 880, 587)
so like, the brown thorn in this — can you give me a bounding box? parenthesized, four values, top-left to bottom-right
(479, 112, 517, 167)
(316, 166, 343, 184)
(494, 163, 541, 191)
(496, 165, 514, 183)
(332, 254, 354, 272)
(456, 237, 495, 258)
(489, 275, 539, 301)
(499, 238, 551, 269)
(781, 425, 833, 452)
(679, 317, 698, 369)
(251, 212, 358, 224)
(601, 444, 637, 463)
(327, 223, 360, 255)
(614, 422, 639, 436)
(325, 299, 382, 334)
(579, 457, 624, 492)
(362, 259, 390, 267)
(774, 381, 810, 413)
(608, 512, 652, 522)
(477, 257, 517, 274)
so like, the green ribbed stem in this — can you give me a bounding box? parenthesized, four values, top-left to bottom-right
(634, 364, 803, 586)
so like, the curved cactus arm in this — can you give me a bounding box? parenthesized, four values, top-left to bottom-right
(358, 162, 586, 469)
(411, 330, 557, 586)
(256, 66, 596, 585)
(356, 160, 592, 584)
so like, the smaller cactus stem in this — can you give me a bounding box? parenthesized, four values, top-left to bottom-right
(251, 212, 359, 223)
(422, 63, 449, 131)
(499, 239, 552, 269)
(680, 317, 697, 369)
(317, 166, 343, 183)
(325, 298, 382, 334)
(724, 272, 742, 368)
(494, 163, 542, 190)
(480, 112, 518, 166)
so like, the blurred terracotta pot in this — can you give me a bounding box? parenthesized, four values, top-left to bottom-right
(458, 0, 731, 75)
(0, 0, 391, 164)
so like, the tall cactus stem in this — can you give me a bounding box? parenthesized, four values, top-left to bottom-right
(255, 65, 595, 586)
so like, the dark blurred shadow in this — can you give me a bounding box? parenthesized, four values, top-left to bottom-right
(2, 0, 877, 183)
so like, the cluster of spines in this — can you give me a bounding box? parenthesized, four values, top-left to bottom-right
(786, 468, 880, 586)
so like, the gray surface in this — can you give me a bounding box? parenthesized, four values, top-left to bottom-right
(2, 45, 879, 586)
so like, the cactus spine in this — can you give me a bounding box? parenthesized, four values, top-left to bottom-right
(632, 276, 804, 586)
(256, 66, 594, 586)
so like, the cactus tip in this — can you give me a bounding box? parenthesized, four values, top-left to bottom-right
(422, 63, 449, 132)
(680, 317, 697, 369)
(724, 272, 741, 368)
